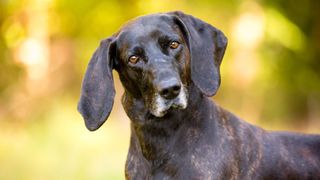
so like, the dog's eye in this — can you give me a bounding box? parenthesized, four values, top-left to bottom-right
(128, 55, 140, 64)
(169, 41, 180, 49)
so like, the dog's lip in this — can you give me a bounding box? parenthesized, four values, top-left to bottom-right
(148, 105, 182, 119)
(151, 99, 187, 118)
(164, 98, 187, 110)
(171, 101, 187, 109)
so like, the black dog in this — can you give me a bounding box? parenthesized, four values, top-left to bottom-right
(78, 11, 320, 179)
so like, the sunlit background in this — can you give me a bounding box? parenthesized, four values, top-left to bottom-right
(1, 0, 319, 179)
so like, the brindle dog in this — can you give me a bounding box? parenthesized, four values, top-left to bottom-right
(78, 11, 320, 179)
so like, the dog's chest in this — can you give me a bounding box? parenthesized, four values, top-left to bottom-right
(124, 134, 238, 180)
(125, 151, 236, 180)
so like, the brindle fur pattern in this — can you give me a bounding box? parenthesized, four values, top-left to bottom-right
(78, 11, 320, 179)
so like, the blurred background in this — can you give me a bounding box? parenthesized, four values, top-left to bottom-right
(0, 0, 319, 179)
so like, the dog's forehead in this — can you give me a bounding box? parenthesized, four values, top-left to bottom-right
(117, 14, 177, 46)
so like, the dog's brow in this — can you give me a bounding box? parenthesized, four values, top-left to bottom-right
(159, 34, 181, 42)
(132, 46, 144, 54)
(149, 30, 162, 38)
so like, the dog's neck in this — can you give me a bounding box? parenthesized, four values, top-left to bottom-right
(122, 84, 215, 162)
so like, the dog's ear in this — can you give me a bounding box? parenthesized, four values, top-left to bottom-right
(169, 11, 227, 96)
(78, 38, 116, 131)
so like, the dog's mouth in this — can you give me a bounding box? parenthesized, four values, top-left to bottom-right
(149, 85, 188, 117)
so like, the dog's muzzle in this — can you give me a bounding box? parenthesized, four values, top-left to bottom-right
(150, 83, 188, 117)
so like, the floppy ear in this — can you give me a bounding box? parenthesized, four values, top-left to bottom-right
(169, 11, 228, 96)
(78, 38, 116, 131)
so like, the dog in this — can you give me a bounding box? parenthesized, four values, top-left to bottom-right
(78, 11, 320, 179)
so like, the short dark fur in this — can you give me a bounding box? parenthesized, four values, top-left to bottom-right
(78, 11, 320, 179)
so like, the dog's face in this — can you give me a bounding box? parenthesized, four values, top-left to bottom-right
(115, 15, 189, 117)
(78, 11, 228, 131)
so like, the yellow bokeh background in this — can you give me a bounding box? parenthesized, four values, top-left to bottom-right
(0, 0, 319, 179)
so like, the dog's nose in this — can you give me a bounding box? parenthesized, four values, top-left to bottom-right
(159, 82, 181, 100)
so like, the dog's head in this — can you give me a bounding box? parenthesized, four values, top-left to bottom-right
(78, 11, 227, 131)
